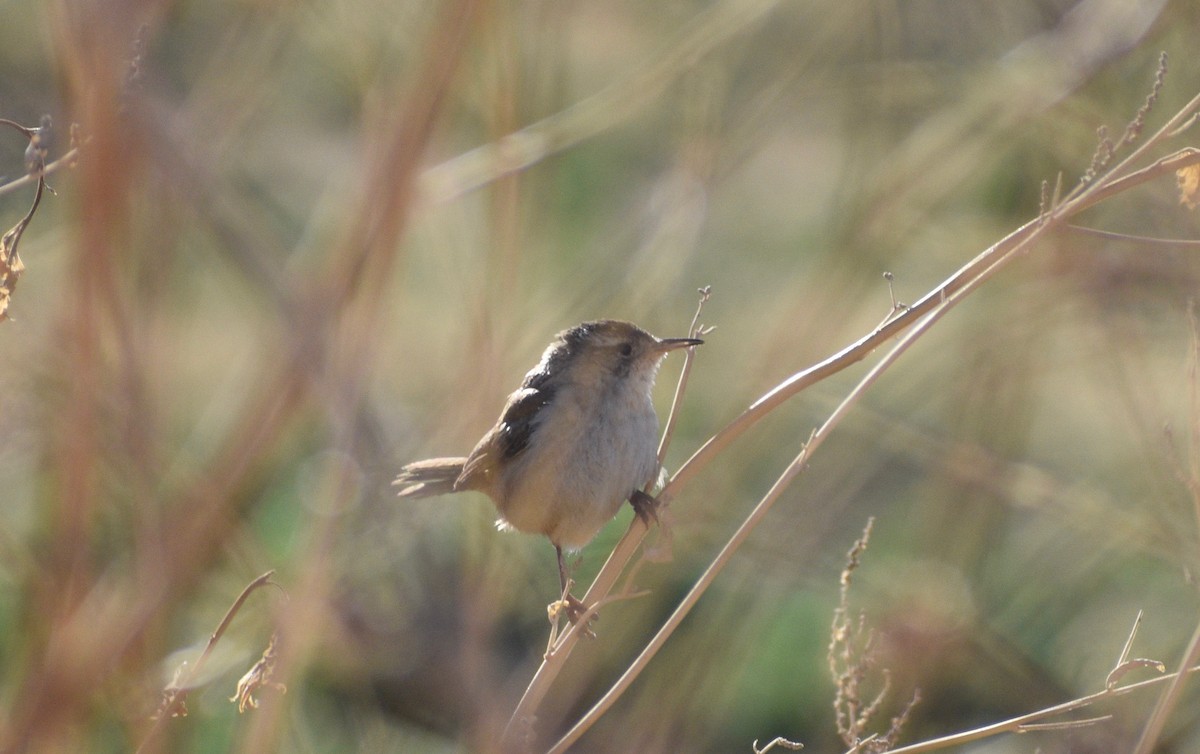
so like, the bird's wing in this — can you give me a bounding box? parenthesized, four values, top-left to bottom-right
(456, 385, 554, 489)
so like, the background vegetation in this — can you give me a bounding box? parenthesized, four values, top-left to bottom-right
(1, 0, 1199, 751)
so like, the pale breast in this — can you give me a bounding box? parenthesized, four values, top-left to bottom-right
(496, 384, 659, 549)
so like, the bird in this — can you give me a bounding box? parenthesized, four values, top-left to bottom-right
(394, 319, 703, 615)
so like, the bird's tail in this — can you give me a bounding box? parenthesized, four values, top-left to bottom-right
(393, 457, 467, 498)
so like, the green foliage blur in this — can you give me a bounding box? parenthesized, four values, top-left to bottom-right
(1, 0, 1199, 751)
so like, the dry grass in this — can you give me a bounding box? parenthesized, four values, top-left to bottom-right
(1, 1, 1199, 752)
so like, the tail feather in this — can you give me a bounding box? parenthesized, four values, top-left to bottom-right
(393, 457, 467, 498)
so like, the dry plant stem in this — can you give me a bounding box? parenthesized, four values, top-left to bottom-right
(188, 571, 281, 689)
(1129, 232, 1200, 753)
(1067, 224, 1200, 247)
(884, 666, 1200, 754)
(1106, 609, 1145, 689)
(1130, 594, 1200, 751)
(234, 459, 357, 752)
(1190, 305, 1200, 563)
(658, 288, 711, 462)
(1016, 715, 1112, 732)
(4, 174, 44, 247)
(0, 147, 79, 198)
(1066, 94, 1200, 206)
(9, 0, 479, 747)
(753, 736, 805, 753)
(669, 157, 1200, 504)
(1103, 618, 1168, 693)
(518, 92, 1200, 748)
(845, 733, 878, 754)
(136, 571, 280, 754)
(234, 3, 484, 752)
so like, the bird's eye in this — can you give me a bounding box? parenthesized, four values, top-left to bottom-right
(618, 343, 633, 357)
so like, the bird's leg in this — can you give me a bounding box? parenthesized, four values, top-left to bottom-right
(556, 544, 571, 595)
(554, 545, 593, 629)
(629, 489, 660, 527)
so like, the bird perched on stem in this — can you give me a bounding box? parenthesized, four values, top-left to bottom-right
(394, 319, 702, 618)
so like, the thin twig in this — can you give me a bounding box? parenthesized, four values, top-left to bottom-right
(843, 733, 879, 754)
(1117, 611, 1142, 666)
(885, 665, 1200, 754)
(1130, 607, 1200, 752)
(0, 147, 80, 199)
(1067, 224, 1200, 247)
(1189, 303, 1200, 576)
(137, 571, 282, 753)
(657, 285, 712, 463)
(753, 736, 804, 752)
(1017, 715, 1112, 732)
(1108, 612, 1156, 691)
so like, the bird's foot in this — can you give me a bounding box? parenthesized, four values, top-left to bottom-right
(549, 593, 597, 638)
(629, 490, 660, 528)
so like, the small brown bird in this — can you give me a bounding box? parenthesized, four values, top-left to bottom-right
(394, 319, 702, 608)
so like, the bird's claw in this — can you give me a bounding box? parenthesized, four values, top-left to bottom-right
(549, 594, 597, 638)
(629, 490, 660, 528)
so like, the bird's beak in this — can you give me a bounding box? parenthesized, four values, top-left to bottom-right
(654, 336, 704, 353)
